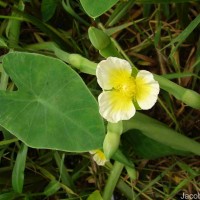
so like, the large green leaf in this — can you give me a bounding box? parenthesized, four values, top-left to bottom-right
(80, 0, 119, 18)
(0, 52, 104, 152)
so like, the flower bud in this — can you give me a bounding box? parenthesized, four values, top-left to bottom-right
(88, 27, 111, 50)
(103, 131, 120, 160)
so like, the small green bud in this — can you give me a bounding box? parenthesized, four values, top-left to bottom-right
(103, 131, 120, 160)
(88, 27, 111, 50)
(99, 41, 121, 58)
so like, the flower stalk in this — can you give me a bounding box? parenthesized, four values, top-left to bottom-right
(154, 74, 200, 109)
(102, 161, 124, 200)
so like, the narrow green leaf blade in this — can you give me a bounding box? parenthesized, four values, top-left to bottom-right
(12, 143, 28, 193)
(43, 180, 61, 197)
(0, 52, 104, 152)
(167, 14, 200, 56)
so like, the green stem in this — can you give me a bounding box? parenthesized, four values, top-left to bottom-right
(53, 47, 97, 75)
(27, 42, 97, 75)
(154, 74, 200, 109)
(103, 161, 124, 200)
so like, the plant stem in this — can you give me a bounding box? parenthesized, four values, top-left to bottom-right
(103, 161, 124, 200)
(27, 42, 97, 75)
(154, 74, 200, 109)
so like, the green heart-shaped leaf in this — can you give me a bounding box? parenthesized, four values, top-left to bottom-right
(0, 52, 104, 152)
(80, 0, 119, 18)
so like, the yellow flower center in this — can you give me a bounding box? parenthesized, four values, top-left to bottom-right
(96, 150, 106, 160)
(115, 77, 136, 99)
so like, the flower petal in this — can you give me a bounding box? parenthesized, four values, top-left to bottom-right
(93, 154, 106, 166)
(135, 70, 159, 109)
(89, 150, 98, 155)
(98, 91, 135, 123)
(90, 150, 107, 166)
(96, 57, 132, 90)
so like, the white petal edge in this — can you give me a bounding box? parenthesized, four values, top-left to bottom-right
(96, 57, 132, 90)
(90, 150, 107, 166)
(136, 70, 160, 110)
(93, 154, 106, 166)
(98, 91, 136, 123)
(89, 150, 98, 155)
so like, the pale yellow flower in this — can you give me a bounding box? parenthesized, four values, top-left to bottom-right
(96, 57, 160, 123)
(89, 149, 107, 166)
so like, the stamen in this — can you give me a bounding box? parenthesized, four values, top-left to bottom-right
(115, 77, 136, 99)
